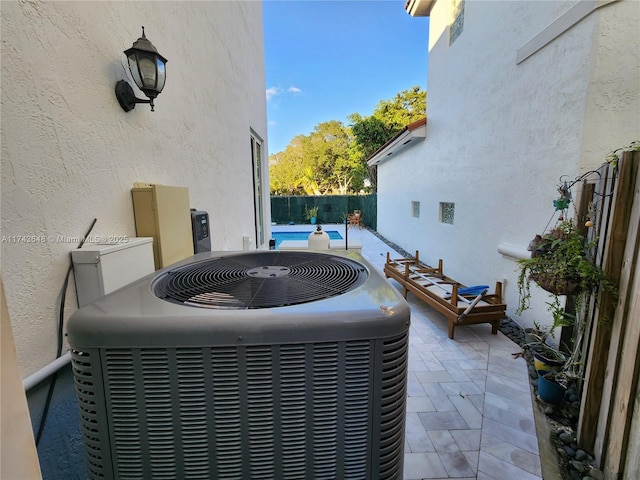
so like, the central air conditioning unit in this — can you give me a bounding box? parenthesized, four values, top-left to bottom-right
(68, 250, 410, 480)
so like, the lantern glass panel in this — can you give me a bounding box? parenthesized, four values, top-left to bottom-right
(138, 56, 157, 89)
(128, 55, 143, 90)
(156, 59, 166, 92)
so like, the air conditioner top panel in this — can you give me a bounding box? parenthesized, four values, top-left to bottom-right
(67, 250, 410, 349)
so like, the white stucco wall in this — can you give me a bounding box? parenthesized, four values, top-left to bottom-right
(377, 0, 639, 330)
(1, 1, 270, 376)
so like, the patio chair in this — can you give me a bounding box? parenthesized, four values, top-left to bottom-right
(348, 210, 364, 229)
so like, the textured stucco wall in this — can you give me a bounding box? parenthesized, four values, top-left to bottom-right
(376, 0, 639, 330)
(1, 1, 269, 376)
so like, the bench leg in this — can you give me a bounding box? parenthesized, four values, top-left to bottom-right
(491, 321, 499, 335)
(448, 321, 455, 339)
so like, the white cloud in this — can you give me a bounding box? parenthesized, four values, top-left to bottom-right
(266, 86, 281, 101)
(267, 85, 302, 100)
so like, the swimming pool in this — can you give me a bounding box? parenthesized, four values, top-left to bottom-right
(272, 231, 343, 248)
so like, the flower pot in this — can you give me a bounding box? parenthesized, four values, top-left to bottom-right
(310, 216, 317, 225)
(538, 373, 566, 404)
(533, 349, 565, 375)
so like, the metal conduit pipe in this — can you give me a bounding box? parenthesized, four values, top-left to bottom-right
(23, 351, 71, 391)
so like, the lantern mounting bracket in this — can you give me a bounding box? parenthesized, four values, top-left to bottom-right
(115, 80, 154, 112)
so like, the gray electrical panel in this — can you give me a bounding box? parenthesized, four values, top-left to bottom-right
(190, 209, 211, 253)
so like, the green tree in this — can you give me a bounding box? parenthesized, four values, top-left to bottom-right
(349, 86, 426, 191)
(306, 121, 364, 194)
(270, 121, 364, 195)
(373, 85, 426, 130)
(269, 135, 307, 195)
(269, 86, 426, 195)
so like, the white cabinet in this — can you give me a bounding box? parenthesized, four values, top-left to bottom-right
(72, 237, 154, 307)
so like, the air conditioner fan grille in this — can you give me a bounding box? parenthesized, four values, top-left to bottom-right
(153, 251, 368, 309)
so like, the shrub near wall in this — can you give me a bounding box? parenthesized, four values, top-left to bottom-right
(271, 195, 377, 230)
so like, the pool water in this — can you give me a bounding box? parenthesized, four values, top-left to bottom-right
(272, 231, 343, 248)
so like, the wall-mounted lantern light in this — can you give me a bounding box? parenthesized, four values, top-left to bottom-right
(115, 27, 167, 112)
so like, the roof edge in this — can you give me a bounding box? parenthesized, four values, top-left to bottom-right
(404, 0, 436, 17)
(366, 117, 427, 167)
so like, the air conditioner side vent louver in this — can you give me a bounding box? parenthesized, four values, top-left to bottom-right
(377, 333, 409, 479)
(70, 350, 108, 479)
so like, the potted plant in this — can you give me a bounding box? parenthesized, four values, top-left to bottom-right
(305, 205, 319, 225)
(538, 370, 569, 404)
(537, 335, 585, 405)
(524, 304, 570, 375)
(517, 218, 617, 314)
(533, 345, 566, 375)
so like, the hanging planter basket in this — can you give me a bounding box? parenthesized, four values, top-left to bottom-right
(529, 272, 582, 296)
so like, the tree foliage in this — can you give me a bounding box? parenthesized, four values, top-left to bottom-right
(269, 86, 426, 195)
(349, 86, 426, 191)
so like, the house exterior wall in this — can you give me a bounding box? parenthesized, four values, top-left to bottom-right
(1, 1, 269, 376)
(377, 0, 639, 330)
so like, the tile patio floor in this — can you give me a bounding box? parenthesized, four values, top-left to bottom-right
(272, 224, 543, 480)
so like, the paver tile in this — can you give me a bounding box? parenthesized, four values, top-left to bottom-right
(440, 381, 483, 396)
(481, 433, 542, 476)
(405, 413, 436, 453)
(418, 351, 448, 371)
(438, 451, 476, 478)
(407, 371, 428, 396)
(480, 417, 540, 455)
(484, 390, 535, 422)
(414, 370, 454, 384)
(406, 395, 436, 413)
(482, 400, 536, 436)
(485, 375, 534, 403)
(462, 450, 479, 474)
(451, 429, 481, 451)
(421, 382, 456, 412)
(468, 393, 485, 413)
(477, 451, 542, 480)
(403, 452, 448, 479)
(449, 393, 483, 429)
(418, 411, 470, 430)
(427, 430, 459, 453)
(440, 362, 475, 383)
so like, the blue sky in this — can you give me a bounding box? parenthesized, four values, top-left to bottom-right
(263, 0, 429, 155)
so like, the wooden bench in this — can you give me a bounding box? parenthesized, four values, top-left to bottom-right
(384, 250, 506, 339)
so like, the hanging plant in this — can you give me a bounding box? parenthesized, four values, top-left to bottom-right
(517, 218, 617, 314)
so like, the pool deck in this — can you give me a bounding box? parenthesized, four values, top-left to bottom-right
(278, 238, 362, 251)
(271, 224, 544, 480)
